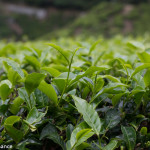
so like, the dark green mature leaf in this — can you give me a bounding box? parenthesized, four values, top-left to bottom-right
(75, 142, 91, 150)
(4, 116, 24, 143)
(105, 109, 121, 129)
(40, 123, 66, 150)
(34, 89, 49, 107)
(121, 126, 136, 150)
(16, 137, 42, 150)
(93, 82, 127, 101)
(18, 87, 36, 110)
(38, 80, 58, 104)
(0, 103, 9, 115)
(0, 80, 12, 101)
(72, 95, 101, 136)
(25, 73, 46, 95)
(66, 124, 74, 140)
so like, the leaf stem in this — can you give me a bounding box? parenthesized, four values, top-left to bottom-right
(91, 74, 97, 102)
(58, 48, 80, 105)
(58, 63, 71, 104)
(75, 114, 82, 128)
(98, 135, 102, 150)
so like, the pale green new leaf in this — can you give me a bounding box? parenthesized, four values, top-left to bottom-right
(0, 57, 24, 78)
(69, 122, 92, 150)
(4, 116, 24, 143)
(69, 66, 110, 86)
(38, 80, 58, 104)
(41, 67, 61, 77)
(102, 140, 118, 150)
(51, 64, 69, 72)
(10, 97, 24, 114)
(47, 43, 70, 64)
(100, 75, 120, 82)
(0, 80, 12, 101)
(144, 69, 150, 87)
(127, 41, 145, 50)
(131, 63, 150, 77)
(23, 107, 47, 132)
(25, 72, 46, 95)
(89, 39, 101, 55)
(70, 129, 94, 149)
(7, 68, 21, 85)
(75, 129, 94, 147)
(26, 107, 47, 124)
(25, 55, 41, 69)
(137, 51, 150, 63)
(72, 95, 101, 135)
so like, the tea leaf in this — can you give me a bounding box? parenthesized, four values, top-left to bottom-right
(40, 123, 66, 150)
(25, 73, 46, 95)
(0, 80, 12, 101)
(72, 95, 101, 136)
(38, 80, 58, 104)
(102, 140, 118, 150)
(121, 126, 136, 150)
(4, 116, 23, 143)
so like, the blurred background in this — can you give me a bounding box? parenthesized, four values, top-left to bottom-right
(0, 0, 150, 40)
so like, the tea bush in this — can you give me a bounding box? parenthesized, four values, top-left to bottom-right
(0, 36, 150, 149)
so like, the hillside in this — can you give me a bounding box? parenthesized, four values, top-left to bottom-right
(0, 2, 150, 40)
(45, 2, 150, 38)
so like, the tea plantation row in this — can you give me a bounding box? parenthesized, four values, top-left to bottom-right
(0, 36, 150, 149)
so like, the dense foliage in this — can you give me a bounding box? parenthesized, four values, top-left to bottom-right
(0, 36, 150, 149)
(2, 0, 150, 8)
